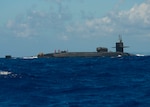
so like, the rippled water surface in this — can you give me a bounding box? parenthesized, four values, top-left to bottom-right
(0, 56, 150, 107)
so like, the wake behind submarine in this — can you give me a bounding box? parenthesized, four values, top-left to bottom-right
(37, 36, 134, 58)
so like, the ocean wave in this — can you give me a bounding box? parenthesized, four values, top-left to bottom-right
(0, 71, 11, 75)
(136, 54, 145, 56)
(22, 56, 38, 59)
(0, 71, 20, 78)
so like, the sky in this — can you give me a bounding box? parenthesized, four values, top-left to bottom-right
(0, 0, 150, 57)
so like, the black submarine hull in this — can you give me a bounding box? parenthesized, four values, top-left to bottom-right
(38, 52, 134, 58)
(37, 36, 135, 58)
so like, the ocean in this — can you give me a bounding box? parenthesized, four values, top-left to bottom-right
(0, 56, 150, 107)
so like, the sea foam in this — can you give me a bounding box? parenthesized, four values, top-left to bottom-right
(136, 54, 145, 56)
(0, 71, 11, 75)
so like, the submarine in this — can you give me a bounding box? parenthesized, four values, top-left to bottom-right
(37, 36, 134, 58)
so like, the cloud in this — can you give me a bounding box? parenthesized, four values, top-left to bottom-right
(66, 16, 114, 39)
(111, 0, 150, 36)
(5, 4, 72, 38)
(114, 1, 150, 25)
(66, 0, 150, 38)
(4, 0, 150, 40)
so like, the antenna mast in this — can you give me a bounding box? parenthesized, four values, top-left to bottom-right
(119, 35, 122, 42)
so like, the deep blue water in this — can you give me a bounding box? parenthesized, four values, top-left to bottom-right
(0, 56, 150, 107)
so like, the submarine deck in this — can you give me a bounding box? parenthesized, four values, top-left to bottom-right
(38, 52, 132, 58)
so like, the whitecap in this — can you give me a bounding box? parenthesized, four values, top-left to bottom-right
(23, 56, 38, 59)
(0, 71, 11, 75)
(136, 54, 145, 57)
(117, 55, 122, 57)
